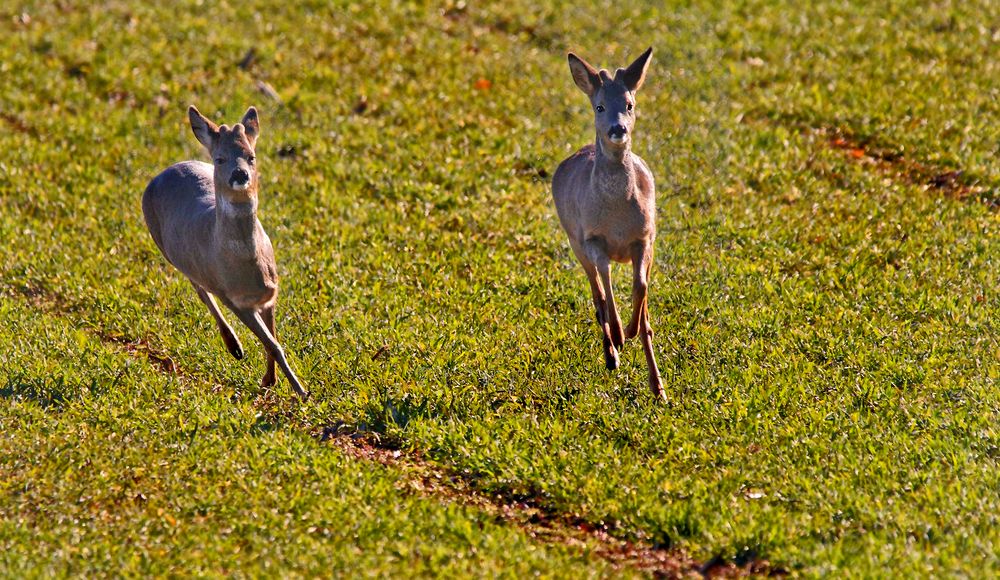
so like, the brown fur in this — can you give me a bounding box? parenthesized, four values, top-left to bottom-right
(142, 105, 307, 398)
(552, 48, 664, 401)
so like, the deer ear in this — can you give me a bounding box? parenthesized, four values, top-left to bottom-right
(621, 47, 653, 92)
(568, 53, 601, 96)
(241, 106, 259, 145)
(188, 105, 219, 151)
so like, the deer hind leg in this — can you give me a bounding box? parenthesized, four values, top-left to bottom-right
(585, 265, 621, 370)
(260, 304, 278, 389)
(193, 283, 244, 360)
(624, 243, 664, 400)
(587, 241, 624, 350)
(582, 239, 623, 369)
(640, 301, 664, 401)
(229, 304, 308, 400)
(625, 243, 652, 340)
(570, 239, 619, 370)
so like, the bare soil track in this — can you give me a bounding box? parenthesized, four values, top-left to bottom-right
(4, 281, 785, 577)
(744, 110, 997, 206)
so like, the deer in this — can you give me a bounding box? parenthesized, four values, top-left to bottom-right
(551, 47, 664, 402)
(142, 105, 308, 399)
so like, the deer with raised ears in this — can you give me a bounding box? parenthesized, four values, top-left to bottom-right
(142, 105, 308, 399)
(551, 47, 665, 402)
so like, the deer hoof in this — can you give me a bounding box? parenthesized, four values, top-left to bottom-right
(650, 377, 665, 401)
(604, 349, 620, 371)
(223, 335, 244, 360)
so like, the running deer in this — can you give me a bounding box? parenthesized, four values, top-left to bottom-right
(551, 47, 664, 401)
(142, 105, 308, 399)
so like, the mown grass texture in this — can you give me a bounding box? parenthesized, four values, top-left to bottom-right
(2, 0, 1000, 576)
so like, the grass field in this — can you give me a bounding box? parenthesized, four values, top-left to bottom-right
(2, 0, 1000, 576)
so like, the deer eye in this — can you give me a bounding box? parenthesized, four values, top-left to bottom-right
(627, 102, 634, 111)
(596, 104, 605, 113)
(247, 155, 255, 165)
(215, 157, 226, 164)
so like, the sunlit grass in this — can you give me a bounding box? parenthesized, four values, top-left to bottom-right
(1, 0, 999, 575)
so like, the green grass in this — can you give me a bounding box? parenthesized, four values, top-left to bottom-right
(2, 0, 999, 575)
(0, 299, 617, 576)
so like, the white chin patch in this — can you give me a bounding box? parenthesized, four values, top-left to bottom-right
(229, 181, 250, 191)
(609, 135, 627, 144)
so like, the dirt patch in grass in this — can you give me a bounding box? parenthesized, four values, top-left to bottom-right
(95, 332, 180, 375)
(0, 111, 36, 136)
(319, 423, 785, 578)
(745, 110, 997, 206)
(5, 280, 783, 577)
(4, 281, 182, 377)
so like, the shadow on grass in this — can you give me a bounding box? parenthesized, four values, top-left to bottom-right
(0, 373, 111, 411)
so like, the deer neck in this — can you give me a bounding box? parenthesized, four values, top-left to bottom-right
(214, 193, 261, 259)
(593, 136, 636, 197)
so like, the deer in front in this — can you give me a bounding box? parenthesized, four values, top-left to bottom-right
(551, 47, 664, 401)
(142, 105, 308, 399)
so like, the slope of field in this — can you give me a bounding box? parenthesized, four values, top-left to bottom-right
(2, 0, 998, 575)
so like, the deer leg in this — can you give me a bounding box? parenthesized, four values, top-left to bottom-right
(585, 263, 620, 370)
(570, 239, 618, 370)
(193, 283, 244, 360)
(583, 239, 623, 368)
(260, 304, 277, 389)
(230, 305, 308, 400)
(639, 296, 665, 402)
(625, 243, 652, 340)
(586, 241, 624, 350)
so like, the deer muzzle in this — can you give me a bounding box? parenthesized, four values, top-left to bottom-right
(607, 124, 628, 144)
(229, 168, 251, 190)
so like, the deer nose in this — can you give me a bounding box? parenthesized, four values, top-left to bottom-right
(230, 168, 250, 186)
(608, 125, 628, 139)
